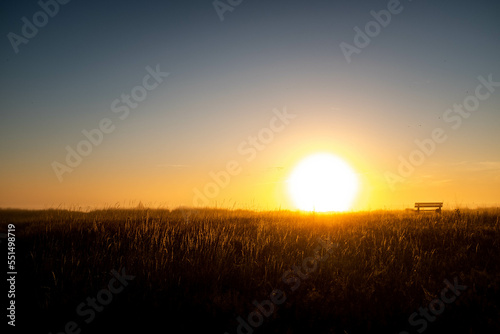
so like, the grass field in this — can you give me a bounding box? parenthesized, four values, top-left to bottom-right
(1, 208, 500, 333)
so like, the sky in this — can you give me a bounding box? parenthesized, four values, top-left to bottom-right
(1, 0, 499, 211)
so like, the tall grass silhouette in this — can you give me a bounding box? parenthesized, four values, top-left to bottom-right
(1, 208, 499, 333)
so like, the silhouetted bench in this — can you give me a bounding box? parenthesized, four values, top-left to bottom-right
(415, 202, 443, 213)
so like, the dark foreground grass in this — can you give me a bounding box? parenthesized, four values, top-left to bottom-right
(1, 208, 500, 333)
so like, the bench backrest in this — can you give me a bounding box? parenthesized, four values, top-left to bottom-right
(415, 202, 443, 208)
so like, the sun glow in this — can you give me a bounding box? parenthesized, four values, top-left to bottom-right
(288, 153, 359, 212)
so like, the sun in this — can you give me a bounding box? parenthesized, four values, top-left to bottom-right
(287, 153, 359, 212)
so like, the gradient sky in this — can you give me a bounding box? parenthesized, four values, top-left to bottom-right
(1, 0, 499, 210)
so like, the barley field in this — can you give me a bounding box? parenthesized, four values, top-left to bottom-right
(1, 208, 500, 333)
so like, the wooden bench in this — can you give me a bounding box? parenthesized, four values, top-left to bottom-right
(415, 202, 443, 213)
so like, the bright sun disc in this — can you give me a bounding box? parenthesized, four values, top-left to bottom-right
(288, 153, 359, 212)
